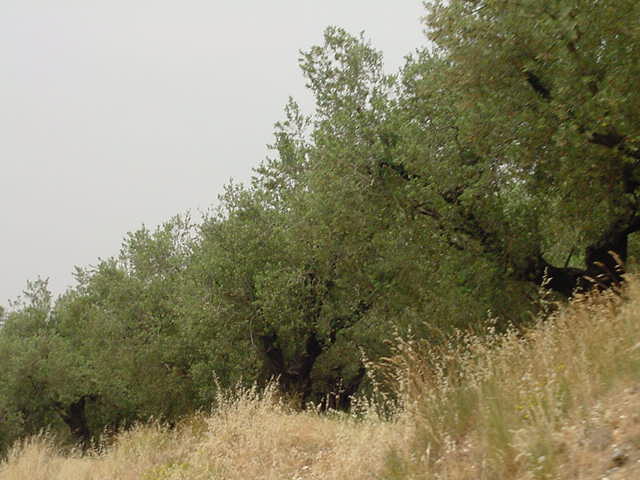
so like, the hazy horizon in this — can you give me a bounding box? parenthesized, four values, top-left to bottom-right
(1, 1, 427, 307)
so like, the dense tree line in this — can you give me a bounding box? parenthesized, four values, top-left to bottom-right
(1, 0, 638, 451)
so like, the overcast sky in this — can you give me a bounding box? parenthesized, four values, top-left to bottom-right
(1, 1, 427, 307)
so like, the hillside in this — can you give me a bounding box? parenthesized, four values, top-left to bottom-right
(1, 279, 639, 480)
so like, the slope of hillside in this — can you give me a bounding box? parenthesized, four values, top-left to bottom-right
(1, 279, 639, 480)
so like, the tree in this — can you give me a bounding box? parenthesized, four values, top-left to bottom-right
(421, 0, 640, 294)
(190, 28, 528, 408)
(0, 218, 205, 450)
(56, 217, 203, 431)
(0, 280, 98, 449)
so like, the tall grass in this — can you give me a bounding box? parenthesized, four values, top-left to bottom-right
(1, 279, 640, 479)
(0, 385, 400, 480)
(382, 278, 640, 479)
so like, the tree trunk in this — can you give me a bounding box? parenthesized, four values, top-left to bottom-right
(523, 222, 634, 297)
(257, 331, 323, 407)
(584, 231, 627, 287)
(58, 396, 93, 449)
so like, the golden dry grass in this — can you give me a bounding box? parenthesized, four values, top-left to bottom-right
(2, 278, 640, 479)
(382, 278, 640, 479)
(0, 386, 402, 480)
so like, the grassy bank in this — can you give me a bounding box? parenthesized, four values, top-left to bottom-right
(2, 280, 640, 479)
(382, 279, 640, 479)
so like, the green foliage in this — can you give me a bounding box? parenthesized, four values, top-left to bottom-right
(426, 0, 640, 252)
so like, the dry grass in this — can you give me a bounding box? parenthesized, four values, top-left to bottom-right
(382, 278, 640, 479)
(2, 279, 640, 479)
(0, 386, 401, 480)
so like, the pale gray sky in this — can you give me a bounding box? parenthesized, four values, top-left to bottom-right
(1, 1, 427, 306)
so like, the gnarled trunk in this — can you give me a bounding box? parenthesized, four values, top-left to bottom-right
(257, 331, 323, 406)
(523, 217, 638, 297)
(56, 395, 94, 449)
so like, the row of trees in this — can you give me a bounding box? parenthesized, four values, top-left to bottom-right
(1, 0, 638, 451)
